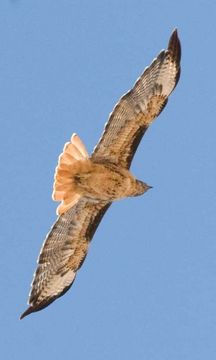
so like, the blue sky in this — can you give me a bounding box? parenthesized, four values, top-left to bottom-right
(1, 1, 216, 359)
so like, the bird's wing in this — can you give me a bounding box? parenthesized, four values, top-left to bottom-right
(20, 199, 110, 319)
(92, 29, 181, 169)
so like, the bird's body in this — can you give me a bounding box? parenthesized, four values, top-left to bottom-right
(51, 133, 150, 214)
(57, 157, 149, 202)
(20, 29, 181, 319)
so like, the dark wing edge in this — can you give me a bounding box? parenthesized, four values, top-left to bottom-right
(92, 29, 181, 169)
(20, 199, 111, 319)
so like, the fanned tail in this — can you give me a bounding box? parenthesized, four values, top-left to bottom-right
(52, 134, 89, 215)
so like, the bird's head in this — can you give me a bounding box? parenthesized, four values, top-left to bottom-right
(134, 180, 152, 196)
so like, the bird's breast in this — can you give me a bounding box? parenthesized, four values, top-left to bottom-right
(75, 161, 136, 201)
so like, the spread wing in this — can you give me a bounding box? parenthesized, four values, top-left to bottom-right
(92, 29, 181, 168)
(20, 199, 110, 319)
(20, 30, 181, 319)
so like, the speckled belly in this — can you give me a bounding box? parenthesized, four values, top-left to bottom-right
(74, 162, 137, 201)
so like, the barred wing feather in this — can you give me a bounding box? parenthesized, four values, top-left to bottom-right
(92, 29, 181, 168)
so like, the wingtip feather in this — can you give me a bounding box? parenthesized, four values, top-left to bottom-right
(20, 306, 34, 320)
(168, 28, 181, 63)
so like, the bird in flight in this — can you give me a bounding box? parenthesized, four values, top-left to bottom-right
(20, 29, 181, 319)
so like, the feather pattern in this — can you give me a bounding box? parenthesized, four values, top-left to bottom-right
(20, 30, 181, 319)
(20, 199, 110, 319)
(92, 29, 181, 168)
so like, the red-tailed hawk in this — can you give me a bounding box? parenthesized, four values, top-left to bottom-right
(20, 30, 181, 319)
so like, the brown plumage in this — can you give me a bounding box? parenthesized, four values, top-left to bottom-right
(20, 29, 181, 319)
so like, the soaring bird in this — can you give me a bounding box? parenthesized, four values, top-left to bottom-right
(20, 29, 181, 319)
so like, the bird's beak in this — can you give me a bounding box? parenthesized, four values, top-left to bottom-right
(146, 184, 153, 190)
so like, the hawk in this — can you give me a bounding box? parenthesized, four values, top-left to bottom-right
(20, 30, 181, 319)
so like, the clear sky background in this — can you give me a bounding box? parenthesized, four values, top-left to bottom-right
(1, 1, 216, 359)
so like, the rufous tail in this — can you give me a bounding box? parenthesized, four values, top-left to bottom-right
(52, 133, 89, 215)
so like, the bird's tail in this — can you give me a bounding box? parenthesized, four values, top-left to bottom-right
(52, 133, 89, 215)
